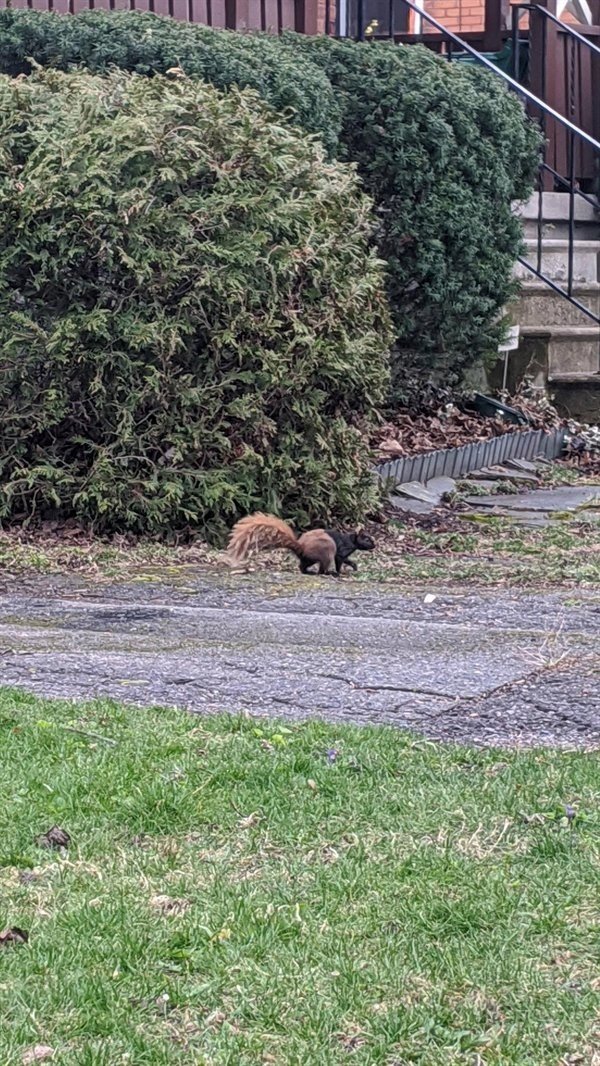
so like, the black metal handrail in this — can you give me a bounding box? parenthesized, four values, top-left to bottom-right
(511, 3, 600, 110)
(353, 0, 600, 327)
(355, 0, 599, 149)
(530, 5, 600, 57)
(508, 2, 600, 324)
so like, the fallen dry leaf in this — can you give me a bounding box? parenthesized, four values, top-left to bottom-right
(335, 1025, 368, 1052)
(36, 826, 70, 850)
(205, 1009, 227, 1029)
(150, 895, 190, 917)
(22, 1046, 55, 1064)
(238, 812, 261, 829)
(0, 926, 29, 946)
(18, 871, 40, 885)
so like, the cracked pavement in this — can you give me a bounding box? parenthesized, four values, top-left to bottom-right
(0, 570, 598, 747)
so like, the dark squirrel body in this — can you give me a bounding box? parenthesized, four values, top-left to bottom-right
(301, 529, 375, 575)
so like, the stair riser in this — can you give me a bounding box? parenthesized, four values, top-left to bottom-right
(548, 338, 600, 379)
(515, 288, 600, 327)
(515, 192, 600, 225)
(515, 247, 599, 284)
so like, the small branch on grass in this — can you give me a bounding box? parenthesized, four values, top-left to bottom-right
(59, 725, 118, 746)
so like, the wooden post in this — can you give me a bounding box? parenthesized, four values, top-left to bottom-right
(294, 0, 304, 30)
(592, 25, 600, 156)
(483, 0, 503, 51)
(224, 0, 237, 26)
(528, 0, 563, 188)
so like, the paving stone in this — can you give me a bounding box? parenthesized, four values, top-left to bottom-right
(484, 465, 540, 483)
(394, 481, 438, 504)
(388, 496, 434, 515)
(464, 485, 600, 513)
(467, 468, 502, 481)
(425, 476, 456, 503)
(464, 466, 539, 483)
(467, 466, 539, 483)
(505, 458, 542, 473)
(466, 509, 552, 528)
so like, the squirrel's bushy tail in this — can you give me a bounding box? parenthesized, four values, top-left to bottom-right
(227, 513, 300, 564)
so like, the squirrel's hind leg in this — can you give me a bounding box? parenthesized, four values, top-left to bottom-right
(319, 561, 339, 577)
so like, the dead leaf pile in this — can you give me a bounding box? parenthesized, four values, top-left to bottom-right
(370, 378, 600, 469)
(371, 385, 570, 463)
(373, 406, 520, 461)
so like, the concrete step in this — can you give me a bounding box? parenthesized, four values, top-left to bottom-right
(515, 240, 600, 284)
(520, 325, 600, 337)
(521, 220, 600, 241)
(515, 281, 600, 327)
(550, 372, 600, 382)
(520, 325, 600, 379)
(515, 192, 600, 224)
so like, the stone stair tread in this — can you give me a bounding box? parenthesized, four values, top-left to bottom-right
(519, 325, 600, 337)
(518, 280, 600, 292)
(515, 193, 599, 223)
(548, 372, 600, 382)
(523, 238, 600, 248)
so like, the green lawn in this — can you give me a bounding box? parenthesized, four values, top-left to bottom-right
(1, 690, 599, 1065)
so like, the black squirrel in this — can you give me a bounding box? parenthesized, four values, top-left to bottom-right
(227, 513, 375, 576)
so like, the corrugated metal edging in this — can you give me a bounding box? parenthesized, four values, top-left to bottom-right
(375, 427, 567, 486)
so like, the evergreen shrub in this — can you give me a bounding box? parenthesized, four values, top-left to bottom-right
(0, 69, 391, 536)
(284, 34, 542, 389)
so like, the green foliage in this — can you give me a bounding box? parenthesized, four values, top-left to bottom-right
(2, 690, 600, 1063)
(282, 35, 541, 389)
(0, 11, 541, 391)
(0, 69, 390, 537)
(0, 8, 340, 153)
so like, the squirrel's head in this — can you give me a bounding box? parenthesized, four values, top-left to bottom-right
(353, 531, 375, 551)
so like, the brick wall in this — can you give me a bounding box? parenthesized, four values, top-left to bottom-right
(422, 0, 485, 33)
(406, 0, 579, 36)
(314, 0, 337, 33)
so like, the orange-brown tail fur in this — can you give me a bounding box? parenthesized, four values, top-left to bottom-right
(227, 513, 300, 565)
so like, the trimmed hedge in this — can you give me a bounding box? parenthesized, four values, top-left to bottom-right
(0, 8, 340, 153)
(0, 69, 391, 537)
(0, 10, 541, 390)
(283, 35, 541, 387)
